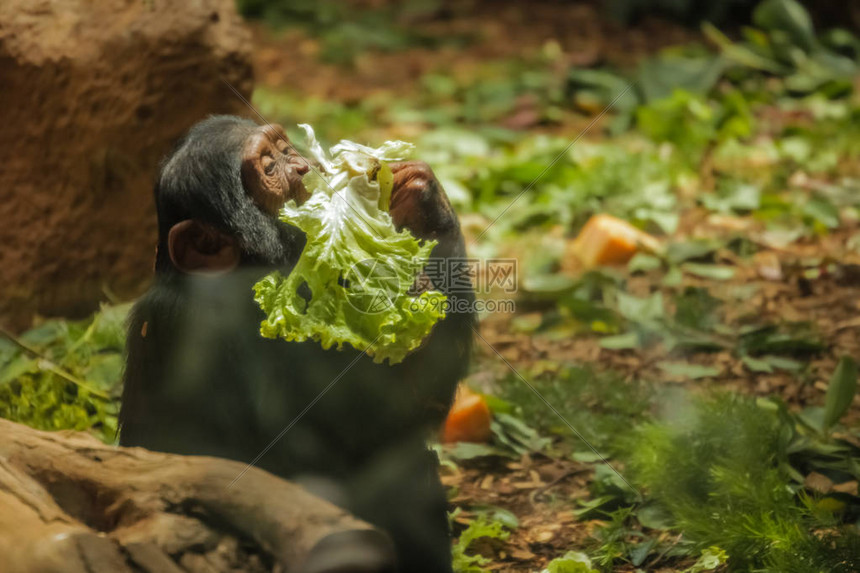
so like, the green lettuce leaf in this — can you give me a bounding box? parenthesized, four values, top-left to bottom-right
(254, 125, 447, 364)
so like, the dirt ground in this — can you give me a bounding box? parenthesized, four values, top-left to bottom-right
(251, 1, 697, 104)
(247, 4, 860, 570)
(453, 223, 860, 570)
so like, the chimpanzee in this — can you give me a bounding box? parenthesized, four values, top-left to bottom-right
(119, 116, 475, 572)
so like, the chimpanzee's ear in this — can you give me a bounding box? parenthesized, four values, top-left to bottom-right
(167, 220, 240, 274)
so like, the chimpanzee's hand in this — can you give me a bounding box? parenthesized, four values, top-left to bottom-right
(388, 161, 460, 248)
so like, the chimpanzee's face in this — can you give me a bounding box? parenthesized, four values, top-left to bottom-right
(154, 116, 309, 275)
(241, 123, 311, 215)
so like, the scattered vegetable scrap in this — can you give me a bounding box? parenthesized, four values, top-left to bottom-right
(568, 214, 660, 269)
(442, 386, 493, 444)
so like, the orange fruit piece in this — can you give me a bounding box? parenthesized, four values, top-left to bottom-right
(442, 386, 493, 444)
(571, 214, 659, 268)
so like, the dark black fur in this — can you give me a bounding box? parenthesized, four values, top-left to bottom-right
(120, 116, 474, 572)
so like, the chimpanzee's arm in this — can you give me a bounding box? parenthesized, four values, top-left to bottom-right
(389, 161, 463, 260)
(387, 161, 475, 423)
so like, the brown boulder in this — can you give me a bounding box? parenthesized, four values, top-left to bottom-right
(0, 0, 254, 330)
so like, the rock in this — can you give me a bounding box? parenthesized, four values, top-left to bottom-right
(0, 0, 254, 330)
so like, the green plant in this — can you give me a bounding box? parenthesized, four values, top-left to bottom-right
(495, 362, 653, 452)
(623, 392, 860, 571)
(0, 304, 129, 443)
(704, 0, 859, 96)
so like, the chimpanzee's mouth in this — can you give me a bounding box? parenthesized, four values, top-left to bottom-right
(284, 157, 314, 205)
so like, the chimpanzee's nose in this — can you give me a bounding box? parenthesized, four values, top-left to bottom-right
(294, 161, 310, 176)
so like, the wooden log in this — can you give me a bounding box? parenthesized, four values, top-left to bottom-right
(0, 418, 394, 573)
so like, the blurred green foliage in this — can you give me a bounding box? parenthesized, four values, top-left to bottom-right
(606, 0, 759, 26)
(704, 0, 858, 96)
(254, 0, 860, 248)
(494, 362, 653, 452)
(0, 304, 128, 443)
(254, 51, 567, 139)
(236, 0, 468, 65)
(622, 392, 860, 571)
(606, 0, 854, 31)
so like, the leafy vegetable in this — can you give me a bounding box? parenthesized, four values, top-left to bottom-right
(684, 546, 728, 572)
(254, 125, 447, 364)
(541, 551, 598, 573)
(450, 513, 510, 573)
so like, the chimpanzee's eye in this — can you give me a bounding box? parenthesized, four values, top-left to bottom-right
(262, 155, 276, 175)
